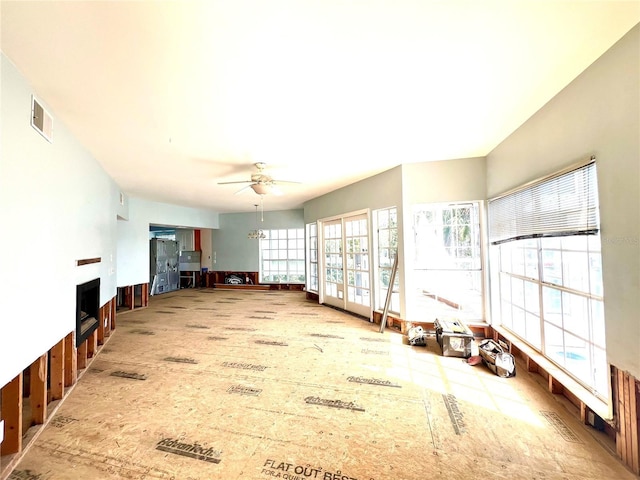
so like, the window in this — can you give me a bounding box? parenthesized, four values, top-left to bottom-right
(260, 228, 305, 283)
(306, 222, 318, 292)
(489, 161, 606, 398)
(412, 203, 483, 321)
(374, 207, 399, 313)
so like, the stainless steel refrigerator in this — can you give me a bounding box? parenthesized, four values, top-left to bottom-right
(150, 238, 180, 294)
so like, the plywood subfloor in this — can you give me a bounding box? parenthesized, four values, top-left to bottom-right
(7, 289, 634, 480)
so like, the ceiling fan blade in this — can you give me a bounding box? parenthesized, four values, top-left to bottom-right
(218, 180, 252, 185)
(272, 179, 301, 184)
(234, 185, 253, 195)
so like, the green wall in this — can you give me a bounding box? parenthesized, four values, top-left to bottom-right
(211, 209, 304, 271)
(486, 25, 640, 378)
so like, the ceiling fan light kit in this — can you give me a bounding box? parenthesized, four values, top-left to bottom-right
(251, 183, 271, 195)
(218, 162, 299, 196)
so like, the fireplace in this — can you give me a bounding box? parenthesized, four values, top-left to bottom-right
(76, 278, 100, 347)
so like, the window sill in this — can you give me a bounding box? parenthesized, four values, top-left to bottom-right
(492, 325, 611, 421)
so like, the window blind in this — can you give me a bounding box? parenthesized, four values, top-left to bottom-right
(488, 161, 599, 245)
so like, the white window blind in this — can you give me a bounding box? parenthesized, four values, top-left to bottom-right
(489, 161, 599, 245)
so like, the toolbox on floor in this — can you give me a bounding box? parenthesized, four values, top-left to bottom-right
(478, 339, 516, 377)
(434, 318, 474, 358)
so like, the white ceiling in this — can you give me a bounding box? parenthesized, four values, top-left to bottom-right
(2, 1, 639, 213)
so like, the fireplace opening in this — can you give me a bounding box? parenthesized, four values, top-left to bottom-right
(76, 278, 100, 347)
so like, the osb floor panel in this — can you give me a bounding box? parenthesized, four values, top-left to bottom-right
(7, 289, 634, 480)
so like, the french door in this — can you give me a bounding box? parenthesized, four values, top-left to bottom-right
(344, 214, 371, 316)
(322, 213, 371, 318)
(322, 220, 344, 309)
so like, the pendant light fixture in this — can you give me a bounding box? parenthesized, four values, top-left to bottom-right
(247, 198, 266, 239)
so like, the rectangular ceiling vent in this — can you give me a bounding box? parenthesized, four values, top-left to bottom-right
(31, 95, 53, 142)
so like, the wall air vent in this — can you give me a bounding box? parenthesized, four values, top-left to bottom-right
(31, 95, 53, 142)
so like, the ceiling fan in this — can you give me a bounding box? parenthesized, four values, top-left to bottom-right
(217, 162, 298, 195)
